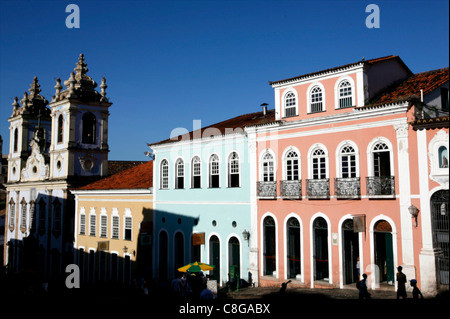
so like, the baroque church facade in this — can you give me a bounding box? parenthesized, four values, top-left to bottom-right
(4, 54, 111, 279)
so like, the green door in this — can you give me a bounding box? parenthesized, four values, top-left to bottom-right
(385, 233, 394, 284)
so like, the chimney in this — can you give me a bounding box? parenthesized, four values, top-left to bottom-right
(261, 103, 268, 116)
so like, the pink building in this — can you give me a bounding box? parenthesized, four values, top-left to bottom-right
(253, 56, 449, 295)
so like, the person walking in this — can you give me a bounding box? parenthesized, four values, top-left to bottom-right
(357, 273, 371, 299)
(410, 279, 424, 299)
(396, 266, 407, 299)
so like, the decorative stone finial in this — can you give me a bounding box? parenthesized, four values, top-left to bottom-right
(21, 91, 29, 108)
(67, 72, 77, 98)
(52, 78, 63, 102)
(28, 76, 42, 99)
(100, 77, 108, 102)
(11, 97, 20, 116)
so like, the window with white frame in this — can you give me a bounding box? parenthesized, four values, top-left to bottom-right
(312, 148, 327, 179)
(340, 145, 357, 178)
(124, 216, 132, 241)
(89, 212, 96, 236)
(191, 156, 201, 188)
(284, 91, 297, 117)
(112, 215, 119, 239)
(310, 86, 323, 113)
(9, 199, 15, 229)
(20, 199, 27, 230)
(79, 212, 86, 235)
(100, 214, 107, 238)
(372, 142, 391, 177)
(338, 80, 353, 108)
(228, 152, 240, 187)
(175, 158, 184, 189)
(262, 152, 275, 182)
(285, 150, 299, 181)
(209, 154, 220, 188)
(160, 160, 169, 189)
(438, 146, 448, 168)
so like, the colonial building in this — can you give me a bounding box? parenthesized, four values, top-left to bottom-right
(253, 55, 448, 295)
(71, 160, 153, 285)
(3, 54, 112, 279)
(149, 111, 274, 286)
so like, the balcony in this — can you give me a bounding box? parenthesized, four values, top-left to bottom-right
(257, 181, 277, 199)
(281, 180, 302, 199)
(306, 179, 330, 199)
(334, 177, 360, 199)
(366, 176, 395, 198)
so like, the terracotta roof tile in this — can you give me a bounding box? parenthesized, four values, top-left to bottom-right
(366, 67, 449, 106)
(149, 109, 277, 146)
(269, 55, 412, 86)
(76, 160, 153, 190)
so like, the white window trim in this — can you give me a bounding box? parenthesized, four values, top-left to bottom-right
(335, 140, 360, 178)
(100, 208, 107, 238)
(334, 76, 356, 109)
(190, 155, 202, 189)
(208, 153, 221, 188)
(259, 149, 277, 181)
(175, 157, 185, 189)
(306, 82, 326, 114)
(79, 207, 86, 235)
(89, 208, 96, 237)
(282, 88, 299, 118)
(428, 130, 449, 187)
(282, 146, 301, 181)
(227, 150, 241, 188)
(123, 208, 132, 241)
(260, 212, 279, 279)
(160, 158, 169, 189)
(111, 208, 120, 239)
(307, 143, 329, 179)
(366, 137, 395, 177)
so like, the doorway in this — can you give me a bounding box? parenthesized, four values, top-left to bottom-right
(210, 235, 221, 282)
(313, 217, 329, 281)
(342, 219, 359, 284)
(374, 220, 394, 285)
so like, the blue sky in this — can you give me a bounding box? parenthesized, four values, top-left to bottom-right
(0, 0, 448, 160)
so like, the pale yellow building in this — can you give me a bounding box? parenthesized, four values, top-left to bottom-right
(71, 160, 153, 285)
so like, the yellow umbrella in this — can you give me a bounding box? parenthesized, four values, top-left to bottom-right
(177, 261, 214, 273)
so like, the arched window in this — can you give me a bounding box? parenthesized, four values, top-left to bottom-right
(57, 114, 64, 143)
(228, 152, 240, 188)
(310, 86, 323, 113)
(209, 154, 220, 188)
(209, 235, 221, 282)
(338, 80, 353, 108)
(160, 160, 169, 189)
(285, 150, 299, 181)
(372, 142, 391, 177)
(284, 91, 297, 117)
(13, 128, 18, 152)
(82, 112, 96, 144)
(228, 237, 240, 272)
(438, 146, 448, 168)
(262, 152, 275, 182)
(191, 156, 201, 188)
(340, 145, 357, 178)
(175, 158, 184, 189)
(312, 148, 327, 180)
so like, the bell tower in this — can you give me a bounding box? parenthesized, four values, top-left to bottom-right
(7, 77, 51, 183)
(48, 54, 112, 183)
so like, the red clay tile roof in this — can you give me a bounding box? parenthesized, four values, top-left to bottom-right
(108, 160, 146, 176)
(149, 109, 277, 146)
(366, 67, 449, 106)
(76, 160, 153, 190)
(269, 55, 412, 86)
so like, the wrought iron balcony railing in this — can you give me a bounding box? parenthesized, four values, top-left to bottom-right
(257, 181, 277, 199)
(306, 178, 330, 199)
(366, 176, 395, 198)
(334, 177, 360, 199)
(280, 180, 302, 199)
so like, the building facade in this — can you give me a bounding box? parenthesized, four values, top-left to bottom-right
(149, 111, 274, 286)
(253, 56, 448, 295)
(3, 54, 112, 279)
(71, 160, 153, 285)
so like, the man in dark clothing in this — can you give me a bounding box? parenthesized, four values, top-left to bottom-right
(357, 273, 371, 299)
(396, 266, 407, 299)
